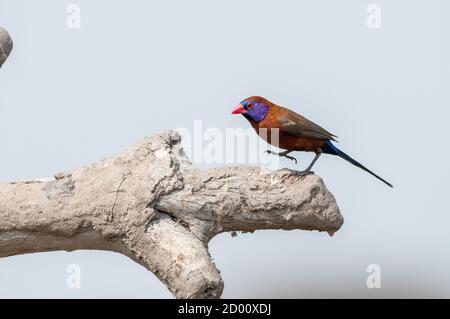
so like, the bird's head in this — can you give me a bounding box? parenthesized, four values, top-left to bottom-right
(231, 96, 270, 122)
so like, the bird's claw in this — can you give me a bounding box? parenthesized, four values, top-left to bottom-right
(284, 155, 298, 164)
(296, 170, 315, 177)
(264, 150, 298, 164)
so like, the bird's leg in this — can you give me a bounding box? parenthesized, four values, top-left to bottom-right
(298, 150, 322, 176)
(265, 150, 298, 164)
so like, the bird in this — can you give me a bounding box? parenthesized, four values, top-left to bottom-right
(231, 96, 393, 188)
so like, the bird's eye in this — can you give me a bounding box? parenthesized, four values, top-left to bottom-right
(247, 103, 254, 109)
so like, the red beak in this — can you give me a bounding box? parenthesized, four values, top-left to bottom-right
(231, 104, 245, 114)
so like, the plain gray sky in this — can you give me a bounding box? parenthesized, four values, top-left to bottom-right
(0, 0, 449, 298)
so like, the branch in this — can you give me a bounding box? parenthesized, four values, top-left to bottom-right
(0, 27, 13, 67)
(0, 131, 343, 298)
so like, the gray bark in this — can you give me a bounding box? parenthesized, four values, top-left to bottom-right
(0, 27, 13, 67)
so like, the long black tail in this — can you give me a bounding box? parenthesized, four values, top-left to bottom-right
(323, 140, 393, 188)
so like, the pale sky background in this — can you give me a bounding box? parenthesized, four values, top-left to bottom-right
(0, 0, 449, 298)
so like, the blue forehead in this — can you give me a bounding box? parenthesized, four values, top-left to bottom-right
(241, 99, 262, 107)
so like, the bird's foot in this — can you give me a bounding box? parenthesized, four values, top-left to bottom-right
(283, 154, 298, 165)
(295, 170, 315, 177)
(264, 150, 298, 164)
